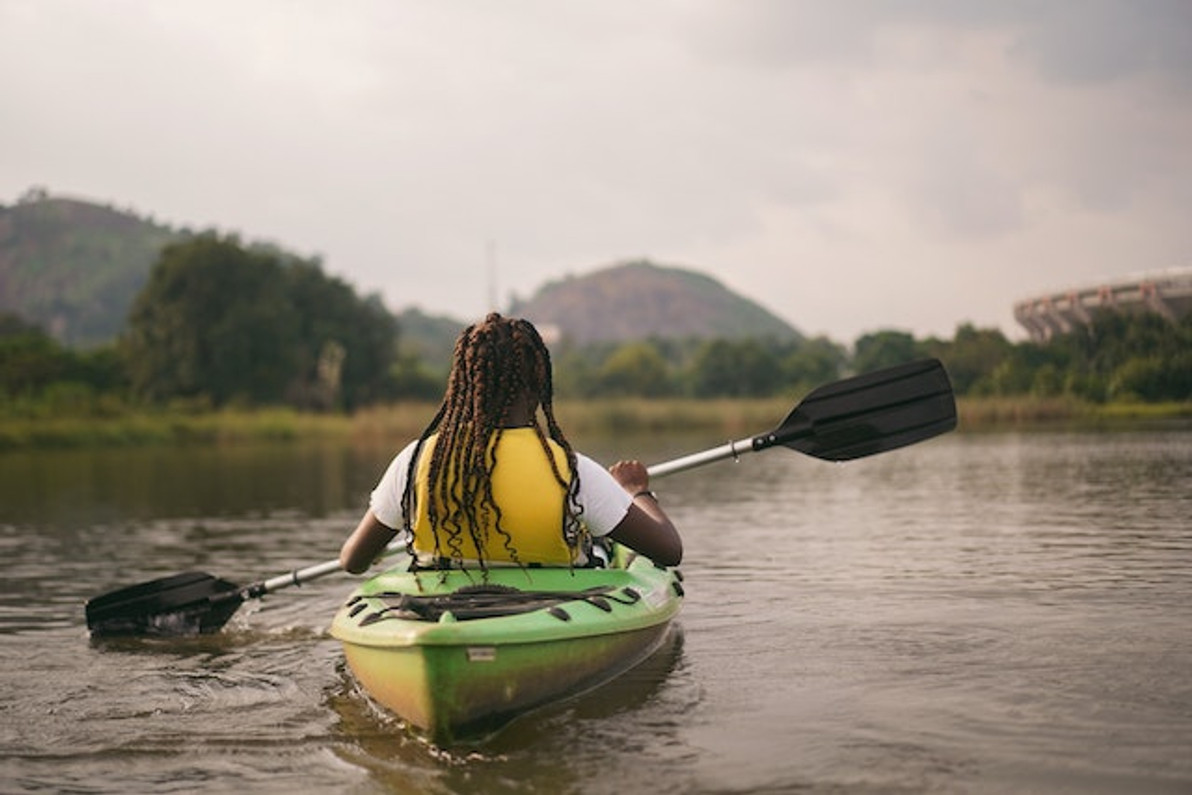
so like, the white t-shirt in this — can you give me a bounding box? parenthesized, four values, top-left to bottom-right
(369, 438, 633, 540)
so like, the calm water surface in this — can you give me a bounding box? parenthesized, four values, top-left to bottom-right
(2, 429, 1190, 793)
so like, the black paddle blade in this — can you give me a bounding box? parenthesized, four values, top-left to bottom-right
(85, 571, 245, 638)
(763, 358, 956, 461)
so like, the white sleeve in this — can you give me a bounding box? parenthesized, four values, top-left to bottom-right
(575, 453, 633, 537)
(369, 440, 419, 529)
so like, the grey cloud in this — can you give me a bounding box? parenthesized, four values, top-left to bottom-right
(915, 159, 1025, 238)
(683, 0, 1192, 88)
(2, 0, 1189, 343)
(1010, 0, 1192, 88)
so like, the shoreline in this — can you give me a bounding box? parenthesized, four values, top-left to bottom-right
(1, 397, 1189, 451)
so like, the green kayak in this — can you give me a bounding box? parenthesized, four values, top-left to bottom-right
(329, 548, 684, 745)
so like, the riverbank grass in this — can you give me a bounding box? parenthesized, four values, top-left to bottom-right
(1, 397, 1189, 450)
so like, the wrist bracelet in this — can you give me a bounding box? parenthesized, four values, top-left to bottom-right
(633, 490, 658, 501)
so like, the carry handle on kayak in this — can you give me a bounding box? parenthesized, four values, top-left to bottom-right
(84, 358, 957, 637)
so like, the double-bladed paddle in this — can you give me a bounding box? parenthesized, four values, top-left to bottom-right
(84, 357, 957, 637)
(648, 356, 956, 476)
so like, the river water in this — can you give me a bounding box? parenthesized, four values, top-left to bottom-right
(1, 428, 1190, 793)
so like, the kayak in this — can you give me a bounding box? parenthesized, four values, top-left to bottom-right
(329, 548, 684, 745)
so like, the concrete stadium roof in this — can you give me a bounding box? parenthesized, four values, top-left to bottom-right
(1013, 267, 1192, 341)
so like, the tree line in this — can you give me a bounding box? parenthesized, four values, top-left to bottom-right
(1, 234, 1190, 416)
(546, 314, 1190, 403)
(2, 234, 399, 415)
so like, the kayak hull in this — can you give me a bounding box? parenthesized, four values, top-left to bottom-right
(330, 551, 683, 744)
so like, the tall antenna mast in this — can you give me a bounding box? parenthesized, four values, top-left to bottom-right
(486, 239, 498, 312)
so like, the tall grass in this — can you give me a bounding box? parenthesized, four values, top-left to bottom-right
(956, 396, 1192, 430)
(1, 396, 1188, 450)
(0, 408, 352, 450)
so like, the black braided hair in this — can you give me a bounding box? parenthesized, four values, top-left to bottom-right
(400, 313, 582, 569)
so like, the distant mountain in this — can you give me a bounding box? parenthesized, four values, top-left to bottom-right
(0, 190, 186, 347)
(1, 192, 802, 357)
(508, 260, 801, 344)
(1, 191, 341, 350)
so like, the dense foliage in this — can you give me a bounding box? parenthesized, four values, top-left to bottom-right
(121, 234, 397, 409)
(0, 313, 128, 416)
(548, 316, 1190, 402)
(2, 262, 1189, 416)
(5, 193, 1186, 414)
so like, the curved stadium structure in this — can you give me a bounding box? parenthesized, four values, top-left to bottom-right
(1014, 267, 1192, 342)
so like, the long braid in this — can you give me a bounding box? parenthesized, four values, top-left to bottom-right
(401, 313, 581, 570)
(512, 319, 583, 548)
(400, 402, 445, 560)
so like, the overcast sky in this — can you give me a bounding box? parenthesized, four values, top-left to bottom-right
(3, 1, 1190, 344)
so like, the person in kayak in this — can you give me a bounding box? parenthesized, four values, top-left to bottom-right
(340, 312, 682, 573)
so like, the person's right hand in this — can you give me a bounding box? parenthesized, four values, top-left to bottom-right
(609, 459, 650, 495)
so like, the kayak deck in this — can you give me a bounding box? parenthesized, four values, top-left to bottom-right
(330, 551, 684, 745)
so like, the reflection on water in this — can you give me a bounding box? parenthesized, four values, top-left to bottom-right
(2, 430, 1191, 793)
(0, 442, 390, 524)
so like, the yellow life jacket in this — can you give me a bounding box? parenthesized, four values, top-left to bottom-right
(410, 429, 577, 565)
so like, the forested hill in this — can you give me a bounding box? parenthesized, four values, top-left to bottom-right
(2, 192, 803, 355)
(509, 261, 802, 344)
(405, 262, 803, 364)
(0, 191, 185, 347)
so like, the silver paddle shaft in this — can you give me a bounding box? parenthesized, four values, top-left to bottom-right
(253, 539, 407, 596)
(647, 435, 757, 479)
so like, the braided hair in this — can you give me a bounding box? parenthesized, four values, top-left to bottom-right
(400, 313, 582, 569)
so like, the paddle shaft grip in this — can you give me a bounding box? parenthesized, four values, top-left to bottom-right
(251, 540, 407, 597)
(646, 435, 761, 479)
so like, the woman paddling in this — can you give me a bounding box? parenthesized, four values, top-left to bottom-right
(340, 312, 682, 574)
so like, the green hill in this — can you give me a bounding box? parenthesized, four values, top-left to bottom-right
(0, 190, 186, 347)
(1, 192, 801, 357)
(401, 261, 804, 370)
(508, 260, 802, 345)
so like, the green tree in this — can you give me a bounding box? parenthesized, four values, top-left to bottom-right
(593, 341, 672, 397)
(782, 336, 847, 390)
(123, 234, 300, 405)
(0, 313, 46, 338)
(552, 344, 601, 399)
(1039, 312, 1192, 402)
(0, 313, 128, 413)
(688, 339, 782, 397)
(852, 330, 920, 375)
(123, 234, 400, 409)
(1106, 339, 1192, 402)
(0, 316, 68, 396)
(1031, 363, 1064, 397)
(283, 263, 398, 409)
(931, 324, 1016, 395)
